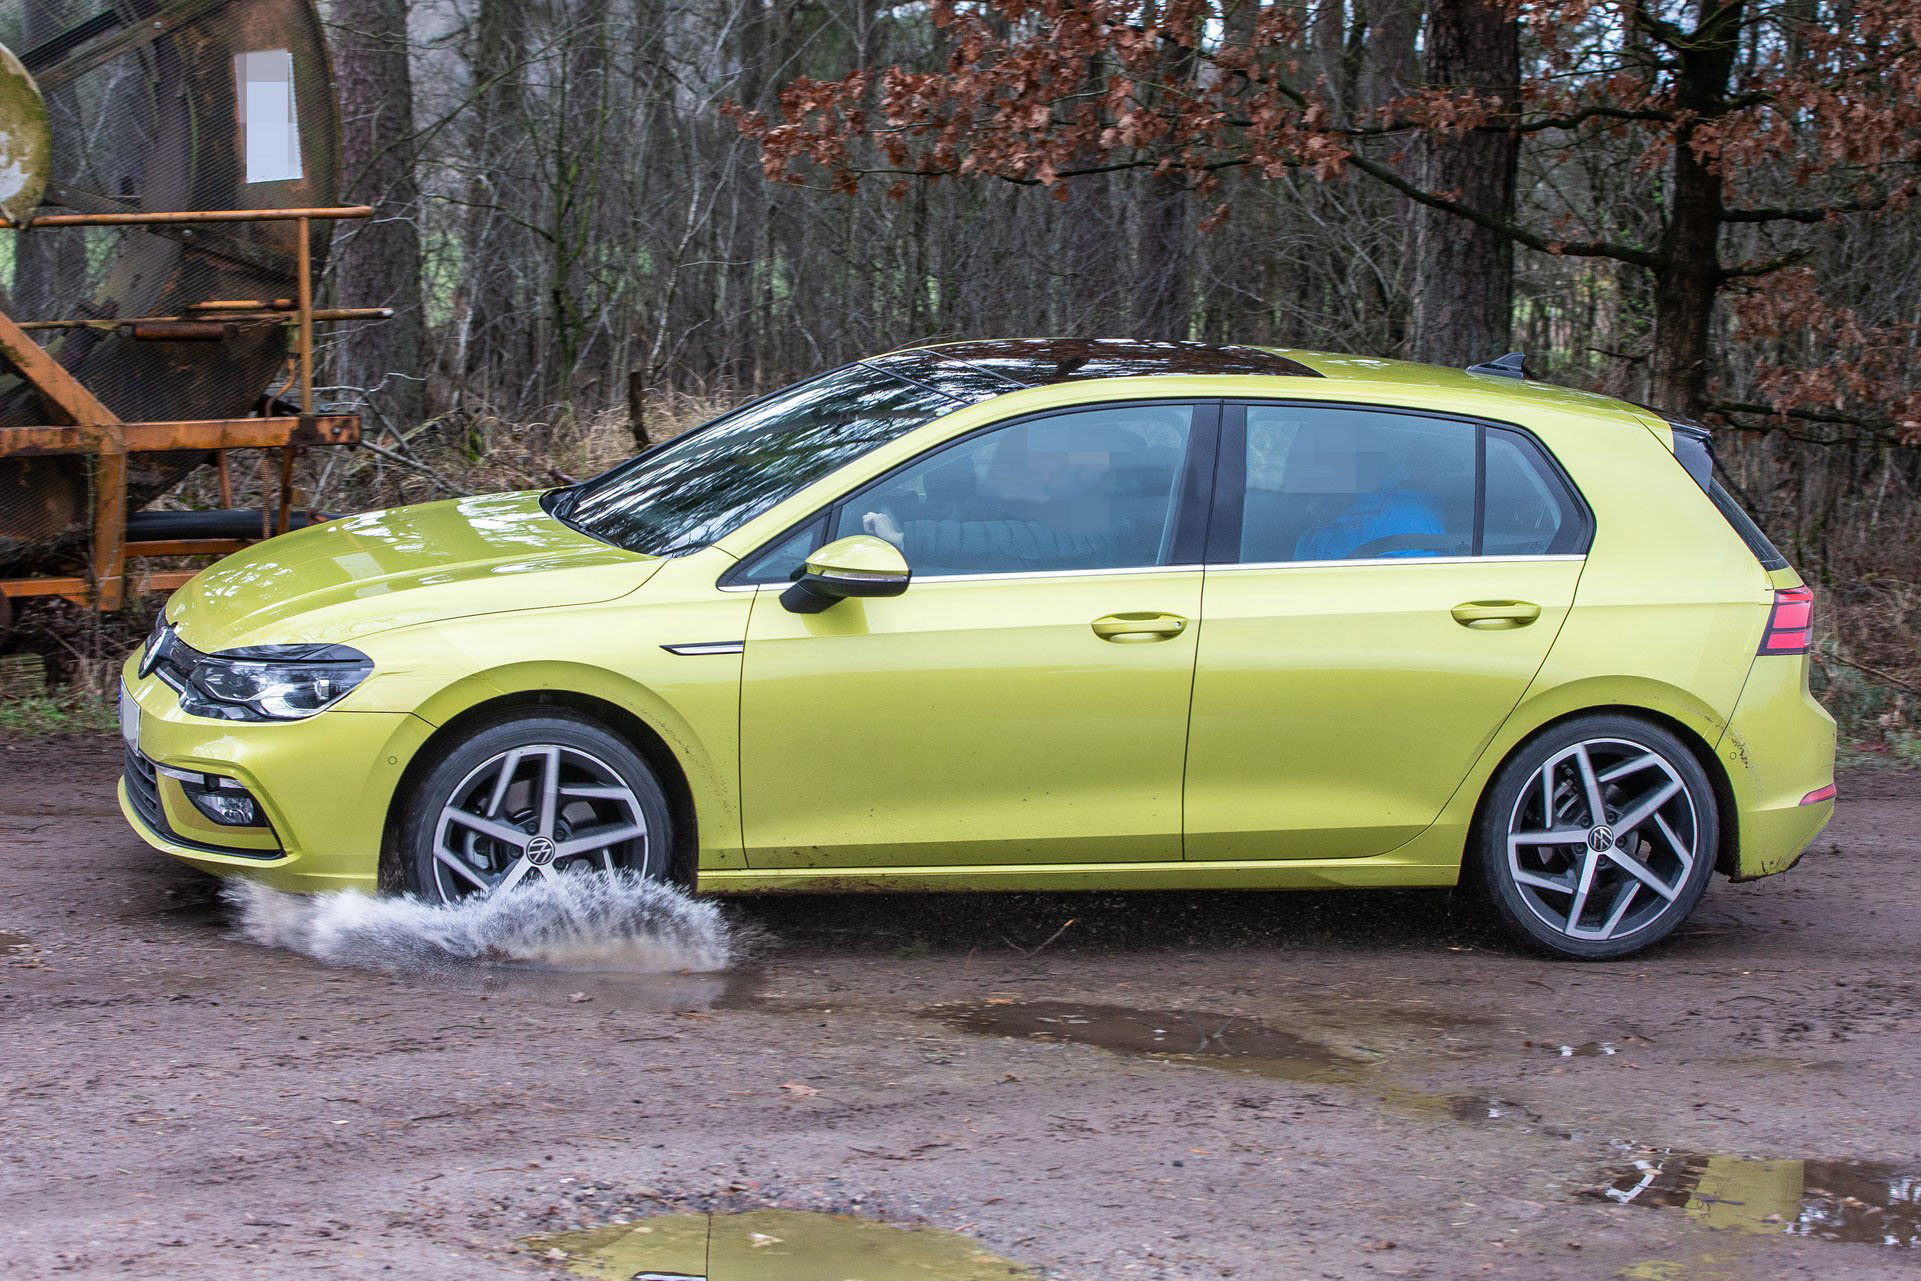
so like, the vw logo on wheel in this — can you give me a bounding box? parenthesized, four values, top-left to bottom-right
(525, 835, 557, 866)
(1586, 826, 1615, 853)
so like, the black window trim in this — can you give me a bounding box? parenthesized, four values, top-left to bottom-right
(719, 397, 1225, 588)
(1204, 399, 1594, 568)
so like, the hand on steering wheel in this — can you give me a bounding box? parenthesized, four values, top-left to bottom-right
(861, 507, 905, 546)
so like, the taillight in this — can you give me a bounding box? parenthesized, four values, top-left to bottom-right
(1758, 586, 1813, 655)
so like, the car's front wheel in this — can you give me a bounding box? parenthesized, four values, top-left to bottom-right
(398, 711, 672, 903)
(1473, 715, 1718, 960)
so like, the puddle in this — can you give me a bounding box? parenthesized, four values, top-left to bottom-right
(0, 931, 31, 954)
(1558, 1041, 1619, 1057)
(927, 999, 1370, 1082)
(1592, 1151, 1921, 1247)
(226, 870, 734, 979)
(531, 1208, 1036, 1279)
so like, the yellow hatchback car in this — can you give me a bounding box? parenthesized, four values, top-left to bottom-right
(119, 340, 1836, 959)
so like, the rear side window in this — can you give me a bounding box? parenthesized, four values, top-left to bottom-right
(1668, 422, 1790, 570)
(1226, 405, 1587, 563)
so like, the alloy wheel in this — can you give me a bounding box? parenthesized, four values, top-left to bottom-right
(1504, 737, 1701, 944)
(430, 744, 649, 900)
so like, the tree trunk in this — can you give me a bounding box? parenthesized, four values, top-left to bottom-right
(460, 0, 533, 406)
(1646, 0, 1744, 416)
(1408, 0, 1519, 368)
(331, 0, 428, 424)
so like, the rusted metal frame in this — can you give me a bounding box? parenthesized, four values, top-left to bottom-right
(0, 416, 361, 458)
(124, 540, 254, 558)
(27, 0, 240, 93)
(0, 205, 374, 230)
(18, 306, 392, 333)
(278, 216, 321, 536)
(0, 307, 130, 609)
(0, 568, 201, 607)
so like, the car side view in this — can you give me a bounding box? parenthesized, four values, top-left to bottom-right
(118, 339, 1837, 959)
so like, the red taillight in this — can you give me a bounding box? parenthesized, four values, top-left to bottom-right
(1758, 586, 1813, 655)
(1801, 784, 1837, 806)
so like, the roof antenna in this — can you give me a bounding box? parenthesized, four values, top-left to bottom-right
(1466, 352, 1529, 380)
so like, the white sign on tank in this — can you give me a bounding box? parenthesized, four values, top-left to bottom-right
(237, 50, 304, 184)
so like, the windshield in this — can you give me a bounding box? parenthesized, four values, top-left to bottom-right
(557, 363, 963, 554)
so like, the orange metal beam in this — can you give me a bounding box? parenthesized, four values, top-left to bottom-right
(123, 540, 254, 559)
(18, 307, 392, 334)
(0, 205, 374, 229)
(0, 569, 204, 605)
(0, 415, 360, 458)
(0, 306, 129, 608)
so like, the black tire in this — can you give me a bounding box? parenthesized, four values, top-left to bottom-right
(1471, 714, 1718, 960)
(397, 711, 673, 903)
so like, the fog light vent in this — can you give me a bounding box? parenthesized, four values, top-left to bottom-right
(160, 768, 266, 827)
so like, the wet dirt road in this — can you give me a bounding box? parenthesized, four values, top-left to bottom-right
(2, 733, 1918, 1280)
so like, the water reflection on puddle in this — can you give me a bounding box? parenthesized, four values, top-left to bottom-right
(532, 1209, 1035, 1279)
(927, 999, 1372, 1082)
(1593, 1152, 1921, 1247)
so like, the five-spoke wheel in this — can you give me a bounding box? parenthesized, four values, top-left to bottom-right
(1475, 716, 1717, 959)
(397, 712, 671, 903)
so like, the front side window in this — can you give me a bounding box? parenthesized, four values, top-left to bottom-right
(738, 403, 1198, 581)
(555, 364, 963, 555)
(1228, 405, 1585, 563)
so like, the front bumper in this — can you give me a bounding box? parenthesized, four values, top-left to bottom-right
(119, 653, 433, 892)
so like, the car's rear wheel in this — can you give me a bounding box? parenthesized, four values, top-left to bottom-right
(398, 712, 672, 903)
(1473, 715, 1717, 960)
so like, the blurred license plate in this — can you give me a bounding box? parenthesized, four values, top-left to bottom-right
(119, 682, 140, 748)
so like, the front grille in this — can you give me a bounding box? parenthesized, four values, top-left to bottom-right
(142, 620, 204, 695)
(122, 745, 281, 860)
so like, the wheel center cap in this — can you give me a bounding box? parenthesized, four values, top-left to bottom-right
(525, 835, 557, 866)
(1586, 825, 1615, 853)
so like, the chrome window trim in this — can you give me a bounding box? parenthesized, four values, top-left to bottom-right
(742, 563, 1204, 589)
(1204, 553, 1587, 572)
(722, 554, 1582, 592)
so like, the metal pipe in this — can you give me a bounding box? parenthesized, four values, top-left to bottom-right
(17, 307, 391, 333)
(0, 204, 374, 229)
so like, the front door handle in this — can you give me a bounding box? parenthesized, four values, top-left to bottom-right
(1091, 612, 1189, 643)
(1451, 600, 1541, 629)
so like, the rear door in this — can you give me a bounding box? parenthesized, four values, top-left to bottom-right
(1183, 402, 1589, 860)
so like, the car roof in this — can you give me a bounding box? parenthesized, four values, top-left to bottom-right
(870, 337, 1647, 422)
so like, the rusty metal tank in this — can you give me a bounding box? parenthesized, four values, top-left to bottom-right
(0, 0, 342, 570)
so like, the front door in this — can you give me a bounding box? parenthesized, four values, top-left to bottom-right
(738, 401, 1211, 868)
(1184, 402, 1590, 860)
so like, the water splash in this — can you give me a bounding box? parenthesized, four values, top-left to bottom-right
(225, 870, 734, 975)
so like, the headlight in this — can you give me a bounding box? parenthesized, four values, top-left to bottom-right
(179, 644, 374, 721)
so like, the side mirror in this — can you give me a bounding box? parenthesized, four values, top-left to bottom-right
(780, 535, 912, 614)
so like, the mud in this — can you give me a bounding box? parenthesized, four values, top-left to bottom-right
(1, 732, 1918, 1279)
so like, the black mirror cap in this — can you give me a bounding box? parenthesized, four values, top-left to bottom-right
(778, 568, 912, 614)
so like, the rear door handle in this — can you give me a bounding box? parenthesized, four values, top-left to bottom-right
(1091, 612, 1188, 642)
(1451, 600, 1541, 629)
